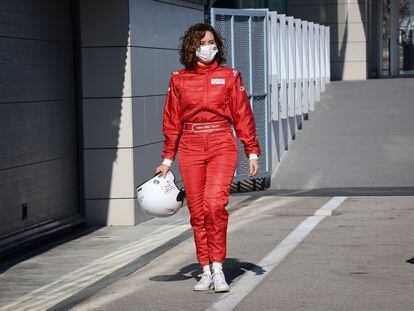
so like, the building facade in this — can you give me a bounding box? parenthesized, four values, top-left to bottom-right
(213, 0, 414, 79)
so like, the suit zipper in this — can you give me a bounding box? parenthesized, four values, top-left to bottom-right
(204, 72, 209, 109)
(203, 72, 210, 152)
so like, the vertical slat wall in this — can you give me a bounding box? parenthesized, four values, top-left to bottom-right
(269, 12, 330, 172)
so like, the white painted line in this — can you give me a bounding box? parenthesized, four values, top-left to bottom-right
(313, 196, 347, 216)
(206, 196, 347, 311)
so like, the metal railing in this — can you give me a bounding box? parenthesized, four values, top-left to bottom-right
(269, 12, 330, 164)
(211, 8, 330, 191)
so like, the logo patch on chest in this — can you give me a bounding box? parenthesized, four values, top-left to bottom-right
(211, 78, 225, 85)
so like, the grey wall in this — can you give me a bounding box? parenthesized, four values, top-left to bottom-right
(80, 0, 203, 225)
(0, 0, 80, 237)
(289, 0, 369, 80)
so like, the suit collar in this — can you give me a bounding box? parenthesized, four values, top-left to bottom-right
(194, 60, 219, 74)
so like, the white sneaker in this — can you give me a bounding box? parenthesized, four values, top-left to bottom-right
(212, 270, 229, 293)
(193, 272, 213, 291)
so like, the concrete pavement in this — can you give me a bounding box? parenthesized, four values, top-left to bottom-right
(271, 78, 414, 190)
(0, 195, 249, 311)
(67, 195, 414, 311)
(1, 193, 412, 310)
(235, 196, 414, 311)
(1, 78, 414, 310)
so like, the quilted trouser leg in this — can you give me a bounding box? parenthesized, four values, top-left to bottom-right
(204, 150, 238, 262)
(178, 133, 209, 265)
(178, 130, 238, 266)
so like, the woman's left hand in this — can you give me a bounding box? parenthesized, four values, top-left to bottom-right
(249, 159, 259, 176)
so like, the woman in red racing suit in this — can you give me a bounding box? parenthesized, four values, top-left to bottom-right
(155, 23, 261, 292)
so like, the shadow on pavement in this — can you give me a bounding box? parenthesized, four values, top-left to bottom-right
(149, 258, 265, 285)
(0, 225, 99, 274)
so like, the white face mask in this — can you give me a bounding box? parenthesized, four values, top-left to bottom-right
(196, 44, 218, 63)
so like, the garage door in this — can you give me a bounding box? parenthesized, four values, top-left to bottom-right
(0, 0, 81, 239)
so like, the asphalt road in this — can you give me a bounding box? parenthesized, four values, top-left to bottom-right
(69, 195, 414, 311)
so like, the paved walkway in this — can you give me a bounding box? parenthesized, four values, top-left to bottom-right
(0, 195, 249, 310)
(271, 78, 414, 192)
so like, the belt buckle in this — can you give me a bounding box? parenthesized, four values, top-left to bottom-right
(190, 121, 226, 133)
(192, 123, 209, 132)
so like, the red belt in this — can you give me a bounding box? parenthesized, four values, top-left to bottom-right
(183, 120, 231, 132)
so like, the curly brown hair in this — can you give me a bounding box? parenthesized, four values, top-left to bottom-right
(179, 23, 226, 71)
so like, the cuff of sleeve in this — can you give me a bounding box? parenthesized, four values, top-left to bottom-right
(249, 153, 258, 160)
(162, 158, 173, 167)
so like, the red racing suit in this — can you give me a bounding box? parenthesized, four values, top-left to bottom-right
(161, 59, 261, 265)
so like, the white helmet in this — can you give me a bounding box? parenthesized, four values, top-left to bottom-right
(136, 171, 186, 217)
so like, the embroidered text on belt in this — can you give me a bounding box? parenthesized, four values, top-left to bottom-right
(183, 120, 231, 132)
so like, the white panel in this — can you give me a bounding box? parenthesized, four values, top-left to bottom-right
(308, 22, 316, 111)
(320, 25, 326, 92)
(278, 14, 288, 119)
(268, 11, 285, 163)
(301, 20, 309, 114)
(294, 18, 302, 116)
(269, 12, 279, 121)
(314, 23, 321, 102)
(326, 26, 331, 83)
(287, 17, 295, 118)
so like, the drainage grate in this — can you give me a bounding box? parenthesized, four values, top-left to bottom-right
(230, 177, 270, 193)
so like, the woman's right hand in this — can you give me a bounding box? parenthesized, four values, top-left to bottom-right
(155, 164, 170, 178)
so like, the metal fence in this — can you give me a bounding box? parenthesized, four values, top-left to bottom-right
(211, 8, 330, 189)
(211, 8, 270, 186)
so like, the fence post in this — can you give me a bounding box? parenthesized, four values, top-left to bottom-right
(320, 25, 326, 93)
(301, 20, 309, 117)
(294, 18, 303, 122)
(308, 22, 315, 111)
